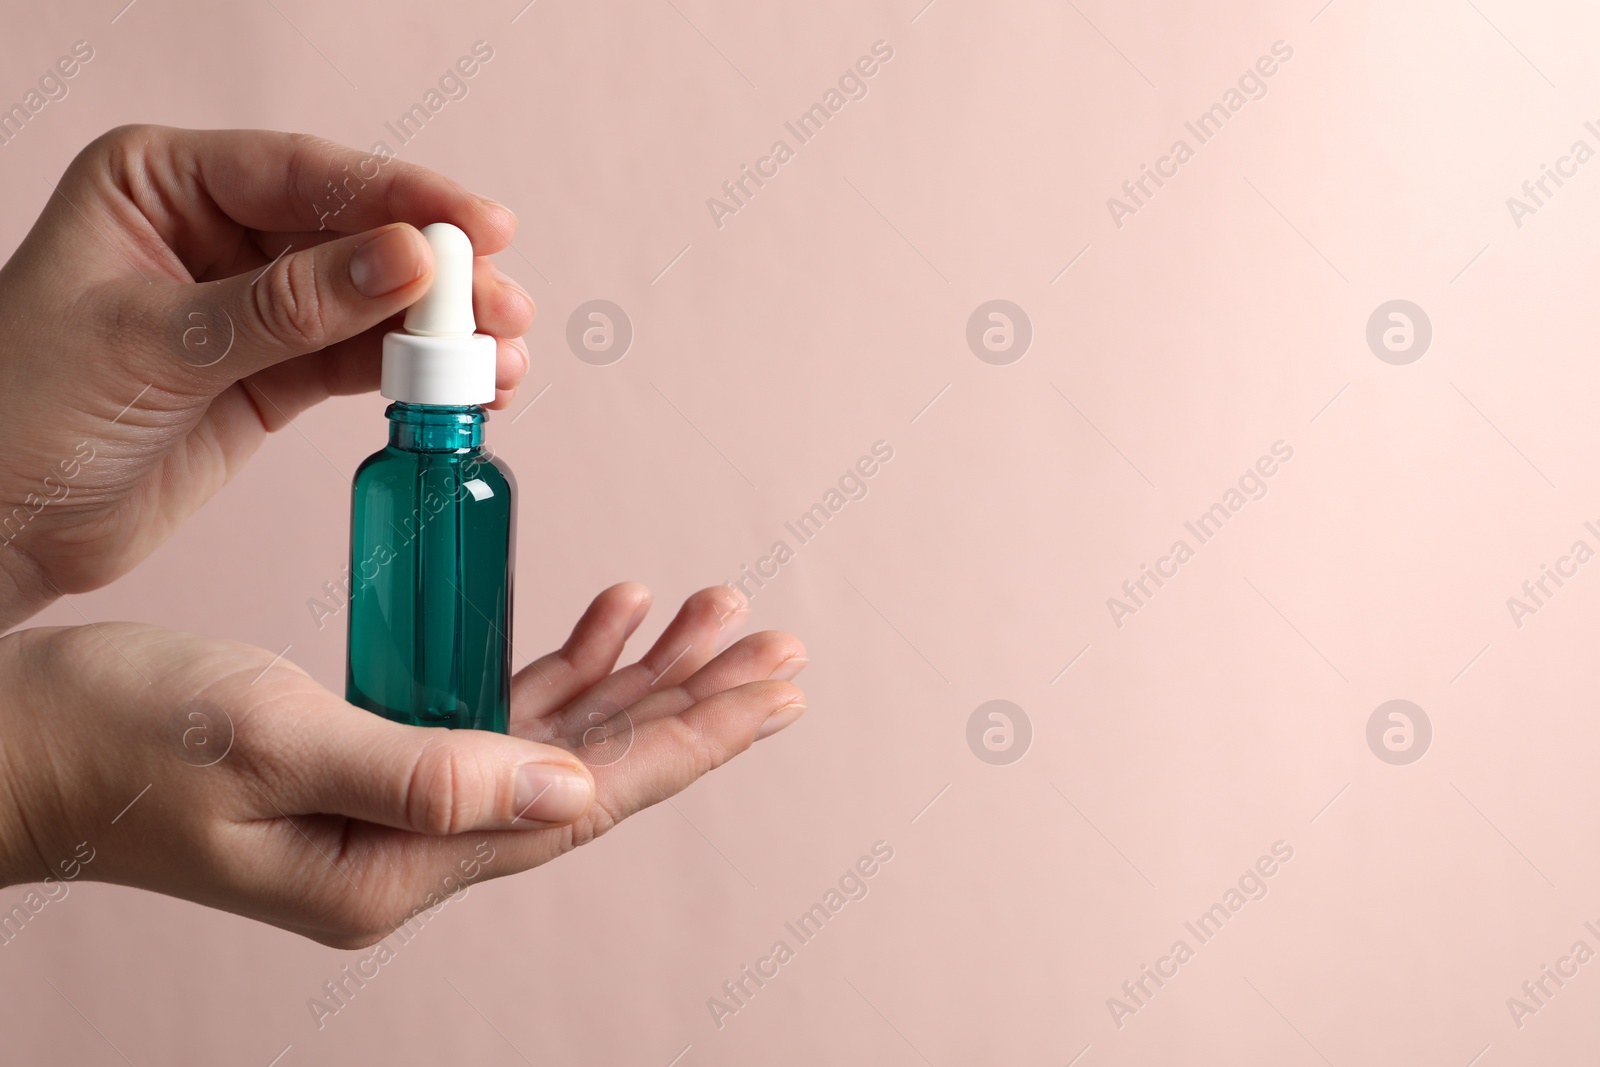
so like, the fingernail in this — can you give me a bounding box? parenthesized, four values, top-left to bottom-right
(769, 656, 808, 681)
(350, 225, 427, 297)
(625, 593, 653, 638)
(512, 763, 592, 825)
(482, 197, 518, 225)
(756, 702, 806, 741)
(718, 592, 749, 630)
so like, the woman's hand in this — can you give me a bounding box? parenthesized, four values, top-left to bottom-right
(0, 124, 535, 629)
(0, 583, 806, 947)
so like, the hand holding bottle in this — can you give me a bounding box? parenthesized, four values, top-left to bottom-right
(0, 584, 805, 945)
(0, 126, 809, 944)
(0, 124, 535, 631)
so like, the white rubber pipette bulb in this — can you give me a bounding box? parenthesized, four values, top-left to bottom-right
(404, 223, 477, 337)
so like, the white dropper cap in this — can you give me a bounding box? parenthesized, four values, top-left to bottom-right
(380, 222, 497, 405)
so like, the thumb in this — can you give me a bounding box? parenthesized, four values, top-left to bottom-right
(189, 223, 434, 383)
(275, 701, 595, 835)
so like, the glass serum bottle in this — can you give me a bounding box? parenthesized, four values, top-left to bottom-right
(345, 222, 515, 733)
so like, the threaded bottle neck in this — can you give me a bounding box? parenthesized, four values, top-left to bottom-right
(387, 403, 485, 452)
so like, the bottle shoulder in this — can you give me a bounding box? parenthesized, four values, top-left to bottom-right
(351, 445, 514, 501)
(353, 445, 402, 480)
(473, 449, 516, 492)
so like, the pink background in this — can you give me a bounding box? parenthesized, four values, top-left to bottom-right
(3, 0, 1598, 1063)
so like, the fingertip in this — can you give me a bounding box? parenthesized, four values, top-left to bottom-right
(510, 755, 595, 827)
(755, 697, 807, 741)
(496, 335, 530, 386)
(423, 183, 516, 255)
(488, 261, 533, 308)
(474, 260, 535, 339)
(606, 580, 652, 604)
(614, 582, 654, 635)
(764, 678, 805, 706)
(384, 220, 429, 259)
(479, 197, 518, 236)
(349, 223, 432, 299)
(454, 198, 517, 256)
(712, 584, 749, 625)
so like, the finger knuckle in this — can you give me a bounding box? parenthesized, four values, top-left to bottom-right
(74, 124, 156, 172)
(569, 802, 616, 850)
(253, 251, 328, 350)
(283, 134, 338, 217)
(286, 130, 340, 159)
(660, 714, 726, 772)
(90, 122, 148, 146)
(402, 739, 483, 836)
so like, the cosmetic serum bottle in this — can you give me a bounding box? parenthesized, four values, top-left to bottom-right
(345, 222, 515, 733)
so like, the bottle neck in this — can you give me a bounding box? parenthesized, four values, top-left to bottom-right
(387, 403, 485, 452)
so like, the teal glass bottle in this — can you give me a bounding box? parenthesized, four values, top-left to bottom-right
(345, 403, 515, 732)
(343, 221, 513, 733)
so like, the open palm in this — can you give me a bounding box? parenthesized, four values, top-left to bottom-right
(0, 583, 806, 946)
